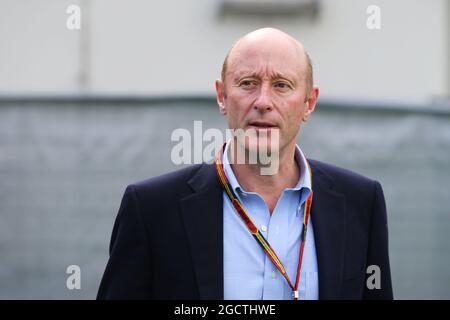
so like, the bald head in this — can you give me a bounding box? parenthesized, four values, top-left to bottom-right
(221, 28, 313, 94)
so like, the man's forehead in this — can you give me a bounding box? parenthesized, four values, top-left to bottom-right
(231, 38, 302, 60)
(227, 47, 304, 80)
(231, 65, 299, 81)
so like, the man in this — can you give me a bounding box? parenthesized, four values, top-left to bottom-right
(97, 28, 393, 300)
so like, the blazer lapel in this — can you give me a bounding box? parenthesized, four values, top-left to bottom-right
(309, 161, 347, 299)
(179, 163, 224, 299)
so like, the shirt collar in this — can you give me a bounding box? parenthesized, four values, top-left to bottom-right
(222, 140, 312, 195)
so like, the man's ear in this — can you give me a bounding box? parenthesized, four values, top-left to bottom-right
(303, 86, 319, 121)
(215, 79, 227, 115)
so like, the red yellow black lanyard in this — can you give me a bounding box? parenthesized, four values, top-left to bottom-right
(215, 142, 313, 300)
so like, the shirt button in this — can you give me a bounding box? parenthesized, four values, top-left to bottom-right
(271, 271, 277, 279)
(261, 225, 267, 232)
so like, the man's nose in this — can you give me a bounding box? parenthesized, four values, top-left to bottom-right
(253, 83, 273, 112)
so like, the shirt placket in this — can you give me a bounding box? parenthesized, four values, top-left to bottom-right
(262, 192, 289, 300)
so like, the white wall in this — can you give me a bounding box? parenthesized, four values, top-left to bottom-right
(0, 0, 81, 94)
(0, 0, 448, 104)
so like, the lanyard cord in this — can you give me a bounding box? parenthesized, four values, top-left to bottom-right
(215, 143, 313, 300)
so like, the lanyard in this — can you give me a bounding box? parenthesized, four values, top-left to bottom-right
(215, 142, 313, 300)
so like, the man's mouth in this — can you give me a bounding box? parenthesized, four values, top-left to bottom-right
(247, 121, 278, 129)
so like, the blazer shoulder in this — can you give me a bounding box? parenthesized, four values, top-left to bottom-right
(308, 159, 385, 221)
(129, 163, 204, 194)
(308, 159, 380, 191)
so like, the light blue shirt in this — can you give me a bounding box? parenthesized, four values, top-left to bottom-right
(223, 142, 319, 300)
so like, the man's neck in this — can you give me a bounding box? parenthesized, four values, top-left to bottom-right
(228, 140, 300, 213)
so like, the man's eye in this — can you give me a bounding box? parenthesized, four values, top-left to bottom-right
(274, 82, 290, 89)
(239, 80, 256, 87)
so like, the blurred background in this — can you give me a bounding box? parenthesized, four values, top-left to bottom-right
(0, 0, 449, 299)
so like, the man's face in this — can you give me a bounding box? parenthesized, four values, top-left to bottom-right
(216, 33, 318, 159)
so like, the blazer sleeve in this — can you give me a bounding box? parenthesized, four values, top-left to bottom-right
(97, 185, 152, 299)
(363, 180, 394, 299)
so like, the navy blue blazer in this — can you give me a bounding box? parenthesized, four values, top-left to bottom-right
(97, 160, 393, 300)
